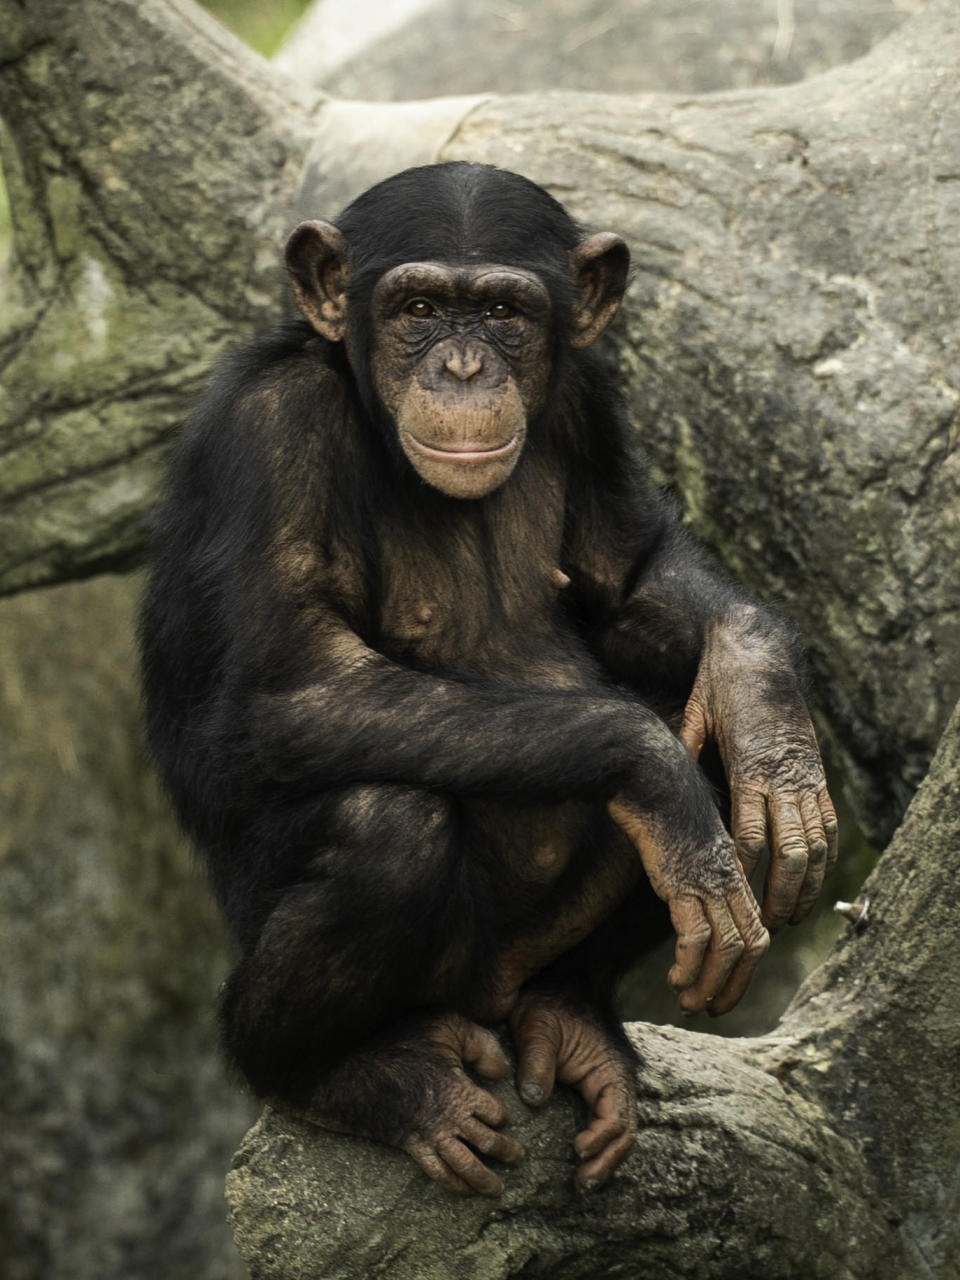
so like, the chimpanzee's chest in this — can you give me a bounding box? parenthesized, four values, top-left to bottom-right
(376, 494, 595, 688)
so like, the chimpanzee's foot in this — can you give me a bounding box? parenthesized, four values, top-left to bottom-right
(288, 1011, 524, 1196)
(510, 991, 637, 1190)
(399, 1013, 525, 1195)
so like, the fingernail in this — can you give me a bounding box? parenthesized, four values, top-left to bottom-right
(521, 1082, 544, 1105)
(582, 1176, 601, 1193)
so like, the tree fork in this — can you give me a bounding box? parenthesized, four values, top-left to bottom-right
(2, 0, 957, 841)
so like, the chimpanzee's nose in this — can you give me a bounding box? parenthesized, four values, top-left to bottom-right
(444, 346, 484, 381)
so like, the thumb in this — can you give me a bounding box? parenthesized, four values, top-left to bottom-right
(679, 696, 708, 760)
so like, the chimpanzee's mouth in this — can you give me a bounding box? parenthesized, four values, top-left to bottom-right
(401, 431, 521, 463)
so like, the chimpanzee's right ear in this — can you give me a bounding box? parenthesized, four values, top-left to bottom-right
(285, 220, 350, 342)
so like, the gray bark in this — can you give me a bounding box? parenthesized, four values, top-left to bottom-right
(278, 0, 925, 99)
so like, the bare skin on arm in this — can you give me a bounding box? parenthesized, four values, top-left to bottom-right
(678, 614, 839, 931)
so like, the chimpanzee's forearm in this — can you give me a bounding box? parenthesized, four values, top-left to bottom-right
(249, 652, 712, 819)
(598, 522, 801, 702)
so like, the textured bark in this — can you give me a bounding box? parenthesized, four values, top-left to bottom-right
(227, 702, 960, 1280)
(2, 0, 957, 843)
(0, 0, 319, 591)
(277, 0, 925, 100)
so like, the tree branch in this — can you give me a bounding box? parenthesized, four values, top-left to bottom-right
(0, 0, 318, 589)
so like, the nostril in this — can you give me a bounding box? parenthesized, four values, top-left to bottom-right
(444, 349, 484, 381)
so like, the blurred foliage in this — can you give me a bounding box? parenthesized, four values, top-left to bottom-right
(201, 0, 310, 56)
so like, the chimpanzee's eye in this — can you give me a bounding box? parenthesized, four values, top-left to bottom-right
(406, 299, 436, 318)
(485, 301, 515, 320)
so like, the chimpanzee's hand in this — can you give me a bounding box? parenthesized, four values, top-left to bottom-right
(679, 621, 839, 931)
(609, 797, 769, 1013)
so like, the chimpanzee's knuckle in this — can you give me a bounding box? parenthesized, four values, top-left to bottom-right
(679, 923, 712, 952)
(807, 835, 828, 863)
(775, 842, 809, 879)
(717, 931, 745, 961)
(744, 926, 771, 959)
(737, 824, 768, 854)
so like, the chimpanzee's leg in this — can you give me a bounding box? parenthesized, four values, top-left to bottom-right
(219, 784, 523, 1194)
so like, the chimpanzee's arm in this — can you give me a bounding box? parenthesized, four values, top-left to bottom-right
(245, 617, 768, 1014)
(566, 458, 838, 932)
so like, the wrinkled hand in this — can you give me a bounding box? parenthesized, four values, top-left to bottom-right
(680, 622, 839, 931)
(609, 796, 769, 1014)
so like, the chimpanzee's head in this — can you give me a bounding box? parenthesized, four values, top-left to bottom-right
(285, 163, 629, 499)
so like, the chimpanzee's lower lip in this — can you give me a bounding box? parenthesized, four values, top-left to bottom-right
(402, 432, 520, 463)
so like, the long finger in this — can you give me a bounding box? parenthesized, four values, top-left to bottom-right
(791, 791, 829, 922)
(677, 896, 745, 1014)
(460, 1116, 524, 1166)
(572, 1078, 636, 1187)
(577, 1129, 637, 1190)
(573, 1085, 632, 1160)
(403, 1137, 472, 1195)
(710, 885, 770, 1014)
(763, 795, 809, 930)
(436, 1134, 503, 1197)
(463, 1081, 510, 1130)
(731, 786, 769, 882)
(819, 788, 840, 876)
(666, 894, 712, 994)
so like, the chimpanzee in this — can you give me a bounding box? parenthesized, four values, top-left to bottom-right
(140, 162, 837, 1196)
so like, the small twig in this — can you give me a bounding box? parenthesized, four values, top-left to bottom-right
(834, 897, 870, 930)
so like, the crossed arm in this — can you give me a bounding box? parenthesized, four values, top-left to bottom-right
(568, 477, 839, 943)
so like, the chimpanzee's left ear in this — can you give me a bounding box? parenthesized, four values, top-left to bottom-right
(569, 233, 630, 349)
(285, 220, 350, 342)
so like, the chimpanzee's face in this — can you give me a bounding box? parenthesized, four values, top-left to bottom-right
(285, 200, 627, 500)
(365, 261, 553, 499)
